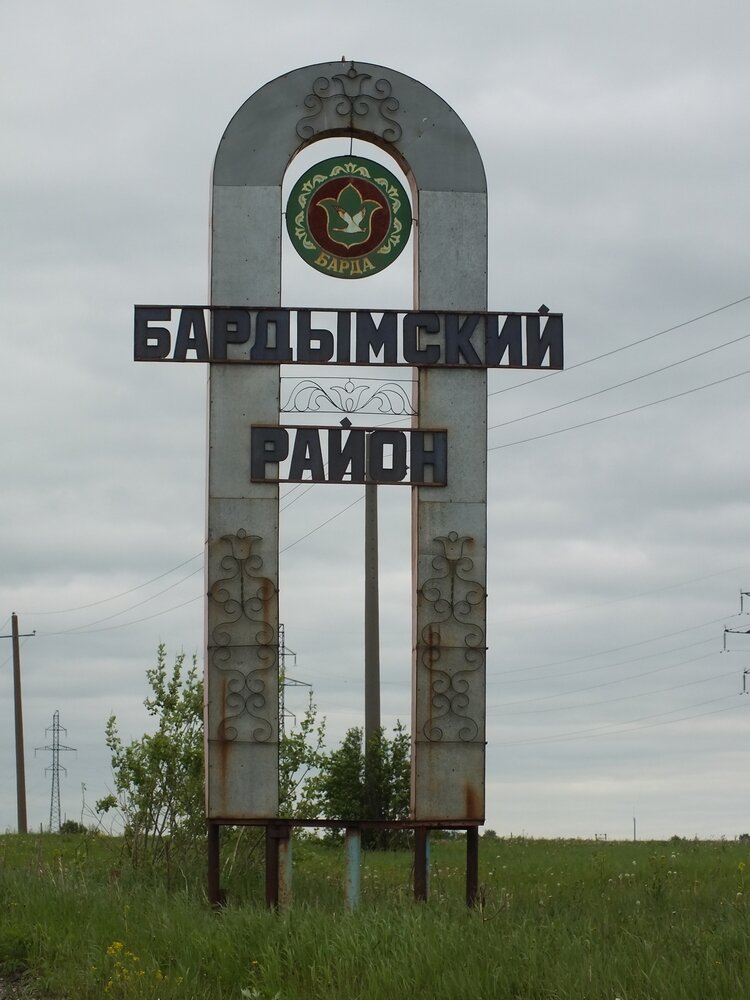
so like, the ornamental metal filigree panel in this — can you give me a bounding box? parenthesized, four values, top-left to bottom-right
(296, 66, 402, 142)
(208, 529, 278, 743)
(417, 532, 486, 743)
(281, 377, 415, 415)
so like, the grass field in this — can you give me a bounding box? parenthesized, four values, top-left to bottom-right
(1, 832, 749, 998)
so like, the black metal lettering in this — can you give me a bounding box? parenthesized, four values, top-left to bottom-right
(134, 306, 172, 360)
(355, 311, 398, 364)
(297, 310, 334, 362)
(288, 428, 326, 481)
(526, 314, 564, 369)
(410, 430, 448, 485)
(368, 430, 407, 483)
(336, 312, 352, 363)
(485, 314, 522, 367)
(328, 428, 366, 482)
(133, 306, 564, 370)
(445, 314, 482, 365)
(251, 310, 293, 361)
(173, 308, 209, 361)
(250, 426, 289, 481)
(212, 309, 251, 360)
(402, 312, 441, 365)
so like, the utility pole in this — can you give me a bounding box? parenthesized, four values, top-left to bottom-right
(364, 435, 381, 749)
(36, 710, 76, 832)
(363, 434, 382, 834)
(1, 613, 35, 833)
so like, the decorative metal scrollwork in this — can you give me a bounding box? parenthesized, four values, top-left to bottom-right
(281, 378, 415, 415)
(296, 65, 402, 142)
(418, 532, 486, 743)
(208, 529, 277, 743)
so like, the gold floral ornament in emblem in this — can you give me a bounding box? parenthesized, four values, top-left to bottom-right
(285, 156, 412, 278)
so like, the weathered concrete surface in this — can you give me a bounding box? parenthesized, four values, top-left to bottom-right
(206, 60, 488, 823)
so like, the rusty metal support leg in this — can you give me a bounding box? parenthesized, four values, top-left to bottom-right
(278, 827, 293, 909)
(466, 825, 479, 907)
(414, 827, 429, 902)
(207, 822, 224, 907)
(265, 825, 280, 909)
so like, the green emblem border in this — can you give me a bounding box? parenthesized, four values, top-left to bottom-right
(285, 156, 412, 279)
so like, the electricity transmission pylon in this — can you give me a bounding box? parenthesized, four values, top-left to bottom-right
(35, 710, 76, 832)
(722, 590, 750, 693)
(278, 624, 310, 736)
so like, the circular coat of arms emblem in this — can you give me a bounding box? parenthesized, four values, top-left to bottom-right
(286, 156, 412, 279)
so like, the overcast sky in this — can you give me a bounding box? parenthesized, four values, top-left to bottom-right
(2, 0, 750, 840)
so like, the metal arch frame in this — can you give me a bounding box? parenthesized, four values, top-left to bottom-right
(206, 61, 488, 906)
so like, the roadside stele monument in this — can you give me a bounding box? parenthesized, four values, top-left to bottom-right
(135, 60, 563, 905)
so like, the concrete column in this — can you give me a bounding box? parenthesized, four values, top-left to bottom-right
(411, 189, 488, 823)
(205, 186, 282, 819)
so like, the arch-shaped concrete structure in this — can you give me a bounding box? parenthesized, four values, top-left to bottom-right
(206, 61, 487, 825)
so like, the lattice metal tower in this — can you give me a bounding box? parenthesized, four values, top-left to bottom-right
(35, 710, 76, 832)
(278, 624, 310, 736)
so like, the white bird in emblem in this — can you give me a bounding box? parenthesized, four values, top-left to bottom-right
(337, 207, 367, 232)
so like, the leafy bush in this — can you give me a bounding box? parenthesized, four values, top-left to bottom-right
(97, 645, 204, 878)
(59, 819, 88, 835)
(279, 691, 327, 819)
(97, 646, 412, 882)
(316, 724, 411, 848)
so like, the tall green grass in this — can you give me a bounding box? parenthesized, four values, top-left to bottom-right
(1, 833, 749, 998)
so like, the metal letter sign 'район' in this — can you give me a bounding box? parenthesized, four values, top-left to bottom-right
(134, 62, 563, 907)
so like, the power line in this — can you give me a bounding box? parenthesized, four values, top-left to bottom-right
(37, 564, 203, 637)
(43, 495, 368, 635)
(25, 481, 361, 631)
(489, 330, 750, 431)
(493, 615, 732, 678)
(280, 493, 365, 554)
(492, 668, 736, 717)
(492, 695, 744, 747)
(494, 560, 750, 625)
(488, 292, 750, 398)
(45, 593, 203, 636)
(491, 650, 715, 709)
(33, 554, 745, 645)
(0, 634, 31, 674)
(488, 635, 716, 686)
(281, 482, 317, 511)
(17, 553, 700, 644)
(21, 552, 203, 616)
(488, 367, 750, 452)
